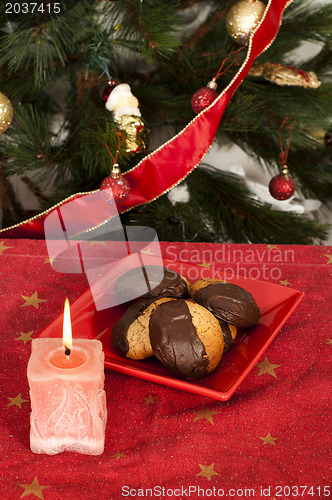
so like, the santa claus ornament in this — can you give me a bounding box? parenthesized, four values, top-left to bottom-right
(102, 80, 147, 153)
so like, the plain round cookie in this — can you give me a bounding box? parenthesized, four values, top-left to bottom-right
(149, 299, 224, 379)
(112, 297, 173, 359)
(190, 279, 260, 328)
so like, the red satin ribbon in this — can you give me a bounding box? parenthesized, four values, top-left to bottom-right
(0, 0, 292, 239)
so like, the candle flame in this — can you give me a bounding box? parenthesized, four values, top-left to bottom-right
(63, 298, 72, 351)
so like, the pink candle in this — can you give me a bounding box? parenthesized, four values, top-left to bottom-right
(27, 299, 107, 455)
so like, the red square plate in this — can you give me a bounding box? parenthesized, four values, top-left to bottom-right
(38, 259, 304, 401)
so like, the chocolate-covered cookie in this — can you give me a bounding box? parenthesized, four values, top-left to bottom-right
(112, 297, 173, 359)
(149, 299, 224, 379)
(190, 279, 260, 328)
(220, 322, 237, 354)
(114, 265, 189, 300)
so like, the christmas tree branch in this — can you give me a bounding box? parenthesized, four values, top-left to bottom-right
(0, 162, 26, 227)
(176, 0, 207, 9)
(19, 174, 49, 205)
(124, 165, 329, 245)
(0, 1, 95, 86)
(124, 0, 157, 51)
(177, 2, 233, 57)
(102, 0, 182, 62)
(0, 0, 331, 243)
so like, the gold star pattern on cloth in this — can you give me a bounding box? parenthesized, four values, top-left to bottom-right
(256, 357, 281, 378)
(7, 393, 28, 408)
(18, 477, 51, 499)
(43, 257, 54, 265)
(21, 291, 48, 309)
(259, 433, 278, 445)
(196, 463, 220, 481)
(279, 279, 291, 286)
(113, 452, 125, 461)
(327, 339, 332, 346)
(198, 262, 213, 268)
(267, 245, 279, 250)
(141, 248, 154, 255)
(193, 408, 220, 425)
(0, 241, 11, 255)
(324, 254, 332, 264)
(15, 330, 34, 344)
(144, 395, 156, 405)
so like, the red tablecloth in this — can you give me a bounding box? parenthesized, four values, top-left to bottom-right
(0, 240, 331, 500)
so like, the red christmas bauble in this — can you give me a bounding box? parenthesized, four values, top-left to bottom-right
(102, 79, 117, 104)
(100, 174, 130, 204)
(191, 86, 219, 114)
(268, 169, 296, 200)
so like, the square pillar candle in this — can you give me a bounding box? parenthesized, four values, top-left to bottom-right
(27, 300, 107, 455)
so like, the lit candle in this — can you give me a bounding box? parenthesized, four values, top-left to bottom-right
(27, 299, 107, 455)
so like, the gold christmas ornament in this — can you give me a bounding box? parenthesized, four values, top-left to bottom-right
(226, 0, 266, 46)
(249, 62, 321, 88)
(0, 92, 13, 135)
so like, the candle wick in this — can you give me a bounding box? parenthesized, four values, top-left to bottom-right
(65, 346, 71, 356)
